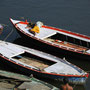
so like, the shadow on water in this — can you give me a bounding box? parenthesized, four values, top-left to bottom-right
(12, 37, 90, 90)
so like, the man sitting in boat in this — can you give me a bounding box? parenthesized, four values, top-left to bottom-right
(30, 23, 40, 36)
(60, 77, 73, 90)
(28, 21, 43, 36)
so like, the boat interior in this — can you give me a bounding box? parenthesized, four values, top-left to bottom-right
(14, 20, 90, 54)
(44, 33, 90, 54)
(12, 52, 56, 71)
(12, 18, 90, 49)
(12, 52, 85, 75)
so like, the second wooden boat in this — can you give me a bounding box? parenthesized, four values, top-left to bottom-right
(0, 40, 89, 85)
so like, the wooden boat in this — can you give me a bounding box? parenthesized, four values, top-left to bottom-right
(0, 40, 89, 85)
(10, 18, 90, 60)
(0, 70, 59, 90)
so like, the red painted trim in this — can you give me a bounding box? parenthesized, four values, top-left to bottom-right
(42, 25, 90, 40)
(19, 21, 28, 24)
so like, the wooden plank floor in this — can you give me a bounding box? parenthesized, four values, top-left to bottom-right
(19, 57, 49, 71)
(45, 38, 87, 51)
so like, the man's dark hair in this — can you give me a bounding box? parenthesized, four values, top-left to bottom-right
(63, 77, 69, 84)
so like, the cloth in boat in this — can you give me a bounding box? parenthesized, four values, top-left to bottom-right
(31, 25, 40, 33)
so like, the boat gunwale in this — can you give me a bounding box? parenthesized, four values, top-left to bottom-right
(10, 18, 90, 56)
(42, 25, 90, 40)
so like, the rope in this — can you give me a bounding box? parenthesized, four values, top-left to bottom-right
(1, 24, 8, 27)
(4, 28, 14, 41)
(2, 17, 25, 41)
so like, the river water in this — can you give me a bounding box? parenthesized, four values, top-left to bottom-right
(0, 0, 90, 90)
